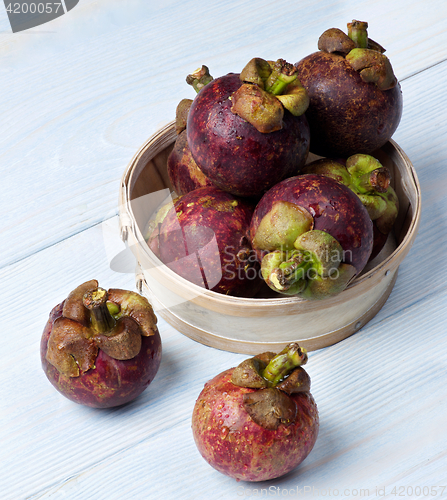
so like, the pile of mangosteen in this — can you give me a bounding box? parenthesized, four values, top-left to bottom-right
(149, 19, 402, 302)
(41, 20, 404, 485)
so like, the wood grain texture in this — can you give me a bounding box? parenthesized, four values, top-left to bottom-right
(2, 1, 447, 499)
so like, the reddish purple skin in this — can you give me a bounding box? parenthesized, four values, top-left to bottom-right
(41, 302, 162, 408)
(187, 73, 310, 198)
(250, 174, 374, 273)
(167, 130, 214, 195)
(158, 186, 261, 297)
(192, 368, 319, 482)
(295, 51, 403, 158)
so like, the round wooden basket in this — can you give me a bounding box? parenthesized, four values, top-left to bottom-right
(119, 121, 421, 354)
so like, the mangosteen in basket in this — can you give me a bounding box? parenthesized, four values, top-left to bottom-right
(167, 89, 214, 196)
(192, 343, 319, 482)
(153, 186, 262, 297)
(301, 154, 399, 259)
(250, 174, 374, 299)
(295, 20, 402, 157)
(186, 58, 310, 198)
(41, 280, 162, 408)
(167, 129, 214, 196)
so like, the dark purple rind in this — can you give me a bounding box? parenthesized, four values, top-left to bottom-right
(157, 186, 261, 297)
(187, 74, 310, 198)
(167, 129, 214, 196)
(295, 51, 402, 158)
(41, 302, 162, 408)
(250, 174, 373, 273)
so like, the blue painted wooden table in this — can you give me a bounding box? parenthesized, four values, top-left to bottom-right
(1, 1, 447, 498)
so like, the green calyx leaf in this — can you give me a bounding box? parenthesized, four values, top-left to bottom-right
(346, 48, 397, 90)
(252, 200, 314, 253)
(233, 58, 309, 132)
(261, 229, 351, 300)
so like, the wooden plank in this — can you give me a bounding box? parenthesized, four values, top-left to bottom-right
(1, 211, 447, 498)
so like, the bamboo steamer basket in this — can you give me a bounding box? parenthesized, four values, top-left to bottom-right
(119, 121, 421, 355)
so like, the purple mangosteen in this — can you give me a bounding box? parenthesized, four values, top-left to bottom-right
(301, 153, 399, 259)
(41, 280, 162, 408)
(192, 343, 319, 482)
(153, 186, 262, 297)
(250, 174, 374, 299)
(167, 96, 214, 196)
(186, 58, 311, 198)
(295, 20, 403, 157)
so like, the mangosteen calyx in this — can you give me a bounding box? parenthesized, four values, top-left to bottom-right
(260, 226, 355, 299)
(231, 343, 311, 430)
(230, 58, 309, 133)
(243, 388, 297, 430)
(45, 281, 158, 377)
(175, 98, 193, 135)
(318, 20, 397, 91)
(318, 28, 355, 55)
(186, 65, 213, 93)
(302, 154, 399, 231)
(346, 48, 396, 91)
(251, 200, 314, 253)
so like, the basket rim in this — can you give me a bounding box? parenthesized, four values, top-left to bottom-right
(119, 121, 421, 312)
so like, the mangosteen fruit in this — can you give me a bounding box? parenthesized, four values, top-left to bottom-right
(41, 280, 162, 408)
(295, 20, 403, 157)
(302, 153, 399, 259)
(187, 58, 310, 198)
(167, 129, 214, 196)
(192, 343, 319, 482)
(154, 186, 261, 297)
(250, 174, 373, 299)
(144, 194, 182, 259)
(168, 93, 214, 196)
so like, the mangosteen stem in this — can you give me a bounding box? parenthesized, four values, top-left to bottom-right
(346, 154, 391, 194)
(352, 167, 390, 194)
(186, 65, 213, 93)
(264, 59, 298, 96)
(83, 288, 116, 334)
(269, 251, 312, 291)
(347, 20, 368, 48)
(263, 343, 308, 386)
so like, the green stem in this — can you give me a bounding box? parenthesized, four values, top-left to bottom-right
(264, 59, 297, 96)
(269, 251, 312, 291)
(347, 20, 368, 48)
(351, 167, 390, 194)
(262, 343, 308, 386)
(186, 65, 213, 93)
(83, 288, 116, 334)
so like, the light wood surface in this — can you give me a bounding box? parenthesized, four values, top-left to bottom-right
(2, 1, 447, 499)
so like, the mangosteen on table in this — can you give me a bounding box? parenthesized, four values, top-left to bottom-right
(41, 280, 162, 408)
(186, 58, 311, 198)
(148, 186, 262, 297)
(295, 20, 403, 157)
(192, 343, 319, 482)
(249, 174, 374, 299)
